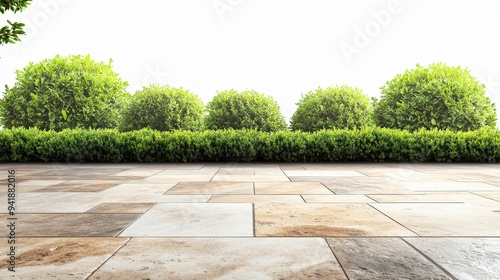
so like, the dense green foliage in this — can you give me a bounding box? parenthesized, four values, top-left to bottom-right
(1, 127, 499, 163)
(291, 85, 374, 131)
(375, 63, 497, 131)
(119, 84, 204, 132)
(205, 89, 287, 132)
(0, 54, 130, 131)
(0, 0, 32, 45)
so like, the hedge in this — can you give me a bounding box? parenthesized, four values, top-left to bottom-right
(0, 127, 499, 162)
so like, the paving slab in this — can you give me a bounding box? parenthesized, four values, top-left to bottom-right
(9, 192, 104, 213)
(165, 182, 254, 194)
(474, 192, 500, 202)
(89, 238, 347, 280)
(302, 194, 375, 203)
(254, 182, 333, 194)
(254, 203, 416, 237)
(85, 203, 155, 214)
(1, 214, 140, 237)
(327, 238, 452, 280)
(120, 203, 253, 237)
(284, 170, 363, 177)
(209, 194, 304, 203)
(323, 180, 414, 194)
(0, 238, 128, 280)
(405, 238, 500, 280)
(372, 203, 500, 236)
(211, 174, 290, 182)
(401, 181, 500, 192)
(37, 182, 119, 192)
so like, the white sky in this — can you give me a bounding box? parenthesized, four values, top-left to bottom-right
(1, 0, 499, 125)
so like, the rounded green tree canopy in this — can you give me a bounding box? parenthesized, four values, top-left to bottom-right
(374, 62, 497, 131)
(0, 54, 129, 130)
(205, 89, 286, 132)
(119, 84, 205, 132)
(290, 85, 374, 132)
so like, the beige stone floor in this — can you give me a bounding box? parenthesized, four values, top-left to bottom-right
(1, 162, 500, 279)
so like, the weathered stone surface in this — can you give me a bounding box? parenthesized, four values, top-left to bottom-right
(120, 203, 253, 237)
(405, 238, 500, 280)
(254, 203, 416, 237)
(327, 238, 452, 280)
(90, 238, 347, 280)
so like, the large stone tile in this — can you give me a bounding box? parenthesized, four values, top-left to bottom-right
(120, 203, 253, 237)
(372, 203, 500, 236)
(209, 195, 304, 203)
(1, 214, 140, 237)
(327, 238, 451, 280)
(85, 203, 155, 214)
(302, 195, 375, 203)
(283, 170, 363, 177)
(211, 174, 290, 182)
(90, 238, 346, 280)
(254, 203, 416, 237)
(0, 238, 128, 280)
(405, 238, 500, 280)
(112, 169, 164, 176)
(165, 182, 254, 195)
(37, 182, 119, 192)
(254, 182, 333, 194)
(12, 192, 103, 213)
(368, 193, 500, 211)
(402, 181, 500, 192)
(323, 181, 414, 194)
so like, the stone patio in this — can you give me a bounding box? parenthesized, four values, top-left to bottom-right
(1, 162, 500, 279)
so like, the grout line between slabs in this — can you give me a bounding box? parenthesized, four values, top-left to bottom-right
(324, 238, 350, 280)
(401, 238, 459, 280)
(367, 203, 421, 237)
(85, 237, 132, 280)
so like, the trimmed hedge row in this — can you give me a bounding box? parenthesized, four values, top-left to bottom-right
(0, 127, 499, 163)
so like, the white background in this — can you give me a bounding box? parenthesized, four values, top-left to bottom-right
(1, 0, 499, 125)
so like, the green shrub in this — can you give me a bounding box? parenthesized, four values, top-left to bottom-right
(119, 84, 204, 132)
(205, 89, 287, 132)
(0, 54, 129, 131)
(1, 127, 499, 163)
(374, 62, 497, 131)
(290, 85, 374, 131)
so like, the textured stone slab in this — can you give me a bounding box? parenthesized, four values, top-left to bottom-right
(254, 182, 333, 194)
(165, 182, 254, 194)
(37, 182, 119, 192)
(254, 203, 416, 237)
(323, 181, 414, 194)
(284, 170, 362, 177)
(120, 203, 253, 237)
(302, 195, 375, 203)
(0, 238, 127, 280)
(90, 238, 347, 280)
(85, 203, 155, 213)
(372, 203, 500, 236)
(1, 214, 140, 237)
(112, 169, 164, 176)
(211, 174, 290, 182)
(12, 192, 103, 213)
(402, 181, 500, 192)
(405, 238, 500, 280)
(209, 195, 304, 203)
(368, 193, 500, 211)
(327, 238, 451, 280)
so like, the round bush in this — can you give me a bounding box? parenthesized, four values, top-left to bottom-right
(205, 89, 286, 131)
(375, 63, 497, 131)
(0, 54, 129, 131)
(290, 85, 374, 132)
(119, 84, 205, 132)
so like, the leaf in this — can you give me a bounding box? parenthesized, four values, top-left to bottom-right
(431, 118, 436, 125)
(61, 109, 67, 121)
